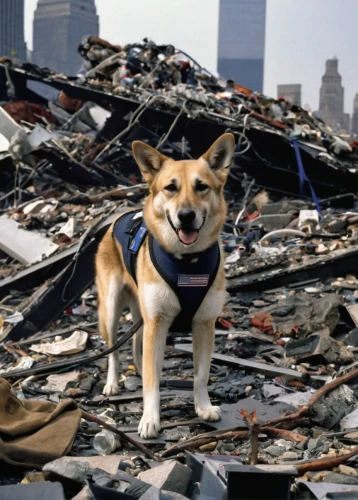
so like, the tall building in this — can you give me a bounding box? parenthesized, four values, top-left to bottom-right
(0, 0, 27, 60)
(277, 84, 302, 106)
(318, 58, 347, 131)
(217, 0, 266, 92)
(33, 0, 99, 76)
(352, 94, 358, 136)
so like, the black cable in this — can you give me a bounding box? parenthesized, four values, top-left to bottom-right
(1, 318, 143, 380)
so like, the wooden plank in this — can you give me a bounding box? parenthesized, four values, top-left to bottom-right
(176, 344, 304, 381)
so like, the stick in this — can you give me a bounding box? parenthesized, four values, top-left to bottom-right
(261, 427, 306, 443)
(266, 368, 358, 427)
(295, 445, 358, 475)
(241, 410, 259, 465)
(161, 429, 249, 458)
(81, 410, 161, 462)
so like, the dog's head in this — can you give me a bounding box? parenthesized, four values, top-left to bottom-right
(132, 133, 235, 254)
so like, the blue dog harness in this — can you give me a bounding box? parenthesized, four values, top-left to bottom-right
(112, 210, 220, 332)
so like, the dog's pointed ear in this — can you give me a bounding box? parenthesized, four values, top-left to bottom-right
(132, 141, 168, 186)
(201, 133, 235, 182)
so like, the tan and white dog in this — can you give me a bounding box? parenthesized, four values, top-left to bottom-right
(95, 133, 235, 438)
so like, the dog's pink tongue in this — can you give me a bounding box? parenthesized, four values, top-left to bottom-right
(178, 229, 198, 245)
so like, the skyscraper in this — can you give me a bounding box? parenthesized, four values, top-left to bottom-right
(217, 0, 266, 92)
(0, 0, 27, 60)
(319, 58, 346, 131)
(277, 84, 302, 106)
(33, 0, 99, 76)
(352, 94, 358, 136)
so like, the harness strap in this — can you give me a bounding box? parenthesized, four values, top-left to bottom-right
(112, 210, 148, 283)
(149, 234, 221, 331)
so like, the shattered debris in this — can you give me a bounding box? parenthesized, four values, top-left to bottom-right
(1, 36, 358, 499)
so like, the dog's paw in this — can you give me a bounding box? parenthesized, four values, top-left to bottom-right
(103, 383, 119, 396)
(197, 405, 221, 422)
(138, 416, 161, 439)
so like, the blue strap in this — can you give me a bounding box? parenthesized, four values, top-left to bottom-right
(291, 138, 322, 214)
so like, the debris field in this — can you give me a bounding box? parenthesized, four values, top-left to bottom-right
(0, 36, 358, 499)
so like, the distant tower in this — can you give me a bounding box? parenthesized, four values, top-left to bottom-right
(0, 0, 27, 60)
(352, 94, 358, 136)
(217, 0, 266, 92)
(277, 84, 302, 106)
(33, 0, 99, 76)
(319, 58, 345, 130)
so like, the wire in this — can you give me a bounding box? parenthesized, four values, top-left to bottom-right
(0, 318, 143, 380)
(231, 173, 255, 237)
(156, 101, 186, 150)
(259, 229, 306, 243)
(91, 95, 163, 163)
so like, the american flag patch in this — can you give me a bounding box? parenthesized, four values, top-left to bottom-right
(178, 274, 209, 287)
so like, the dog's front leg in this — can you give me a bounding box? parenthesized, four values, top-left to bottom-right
(138, 316, 170, 439)
(192, 319, 221, 422)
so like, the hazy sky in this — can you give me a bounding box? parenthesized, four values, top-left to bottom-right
(24, 0, 358, 113)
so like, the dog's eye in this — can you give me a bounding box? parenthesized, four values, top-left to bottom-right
(196, 183, 209, 192)
(165, 184, 177, 192)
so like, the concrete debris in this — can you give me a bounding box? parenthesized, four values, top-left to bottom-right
(139, 460, 192, 496)
(323, 472, 358, 485)
(340, 406, 358, 430)
(0, 214, 59, 265)
(30, 330, 88, 355)
(1, 35, 358, 500)
(338, 464, 358, 476)
(275, 390, 314, 408)
(43, 458, 89, 483)
(0, 482, 65, 500)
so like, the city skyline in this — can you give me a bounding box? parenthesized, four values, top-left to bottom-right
(23, 0, 358, 114)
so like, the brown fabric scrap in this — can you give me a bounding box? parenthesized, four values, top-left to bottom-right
(0, 378, 81, 468)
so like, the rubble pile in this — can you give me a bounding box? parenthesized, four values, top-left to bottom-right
(0, 37, 358, 499)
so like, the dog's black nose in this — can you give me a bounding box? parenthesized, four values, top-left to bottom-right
(178, 209, 196, 224)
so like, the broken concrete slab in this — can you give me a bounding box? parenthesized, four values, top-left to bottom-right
(297, 480, 358, 498)
(161, 491, 189, 500)
(275, 390, 314, 408)
(139, 486, 161, 500)
(138, 460, 191, 496)
(323, 472, 358, 485)
(0, 106, 22, 142)
(55, 455, 122, 476)
(205, 398, 296, 430)
(285, 334, 341, 365)
(310, 385, 356, 430)
(262, 384, 285, 399)
(0, 215, 58, 265)
(0, 481, 65, 500)
(43, 457, 89, 483)
(346, 303, 358, 327)
(340, 406, 358, 430)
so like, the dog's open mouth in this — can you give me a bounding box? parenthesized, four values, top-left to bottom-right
(167, 214, 205, 245)
(177, 228, 199, 245)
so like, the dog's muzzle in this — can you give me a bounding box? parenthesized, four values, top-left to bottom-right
(167, 214, 206, 245)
